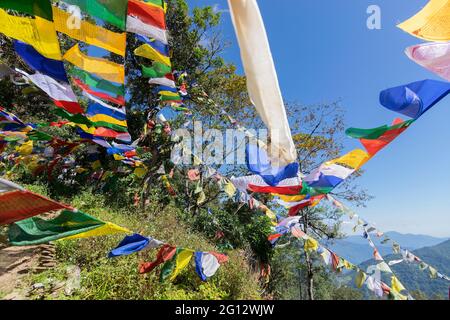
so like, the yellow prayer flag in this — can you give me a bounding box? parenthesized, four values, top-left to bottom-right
(52, 7, 126, 57)
(398, 0, 450, 41)
(224, 181, 237, 198)
(303, 237, 319, 253)
(91, 160, 102, 170)
(343, 260, 354, 270)
(275, 194, 307, 202)
(60, 222, 131, 241)
(0, 9, 62, 60)
(63, 44, 125, 83)
(87, 114, 127, 127)
(134, 44, 171, 66)
(17, 140, 33, 156)
(75, 123, 95, 135)
(159, 91, 180, 98)
(113, 154, 126, 161)
(134, 167, 148, 178)
(355, 270, 367, 288)
(391, 275, 406, 293)
(197, 191, 206, 205)
(169, 249, 195, 281)
(327, 149, 370, 170)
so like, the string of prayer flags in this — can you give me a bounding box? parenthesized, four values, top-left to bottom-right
(362, 225, 409, 295)
(126, 0, 168, 44)
(405, 42, 450, 81)
(113, 234, 228, 282)
(0, 9, 61, 60)
(270, 149, 370, 204)
(346, 118, 415, 156)
(270, 219, 409, 300)
(246, 148, 368, 205)
(52, 6, 127, 57)
(14, 41, 69, 83)
(126, 0, 176, 108)
(326, 194, 450, 283)
(63, 44, 125, 84)
(397, 0, 450, 41)
(60, 0, 128, 30)
(16, 69, 84, 114)
(8, 209, 130, 246)
(246, 144, 299, 186)
(380, 79, 450, 119)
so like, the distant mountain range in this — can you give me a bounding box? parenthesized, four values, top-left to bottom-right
(326, 231, 448, 264)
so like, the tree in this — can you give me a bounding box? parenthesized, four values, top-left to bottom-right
(0, 1, 372, 300)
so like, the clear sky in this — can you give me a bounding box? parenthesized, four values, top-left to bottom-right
(188, 0, 450, 237)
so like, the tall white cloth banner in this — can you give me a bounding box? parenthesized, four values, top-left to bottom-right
(228, 0, 297, 166)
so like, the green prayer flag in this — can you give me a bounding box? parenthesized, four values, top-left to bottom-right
(61, 0, 127, 30)
(91, 121, 128, 132)
(346, 120, 414, 140)
(141, 63, 171, 78)
(3, 136, 22, 142)
(8, 210, 105, 246)
(54, 108, 93, 126)
(70, 68, 125, 97)
(0, 0, 53, 21)
(160, 248, 179, 282)
(27, 130, 53, 141)
(160, 94, 181, 102)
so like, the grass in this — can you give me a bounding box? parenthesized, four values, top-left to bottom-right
(20, 188, 262, 300)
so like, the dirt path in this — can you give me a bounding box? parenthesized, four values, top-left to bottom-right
(0, 238, 56, 300)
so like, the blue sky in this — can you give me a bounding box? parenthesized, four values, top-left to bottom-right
(189, 0, 450, 237)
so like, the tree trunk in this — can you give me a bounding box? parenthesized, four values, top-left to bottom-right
(302, 210, 315, 300)
(305, 250, 314, 300)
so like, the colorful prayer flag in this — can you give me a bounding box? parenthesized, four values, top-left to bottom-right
(0, 9, 61, 60)
(52, 6, 127, 57)
(380, 79, 450, 119)
(8, 210, 129, 246)
(63, 44, 125, 83)
(398, 0, 450, 41)
(14, 41, 69, 83)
